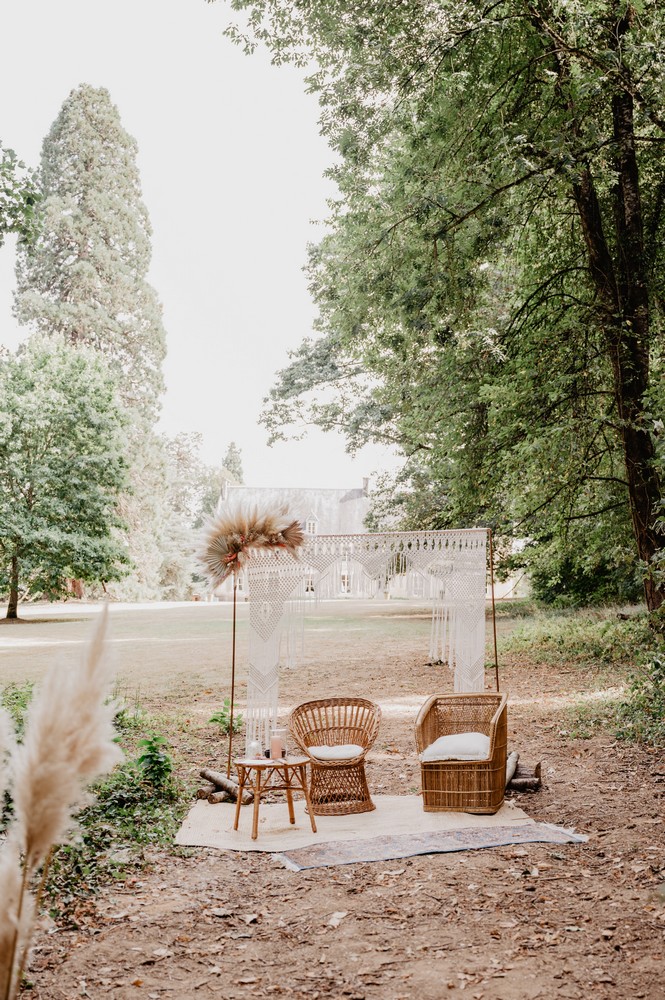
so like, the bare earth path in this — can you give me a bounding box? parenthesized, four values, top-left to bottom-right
(4, 601, 664, 999)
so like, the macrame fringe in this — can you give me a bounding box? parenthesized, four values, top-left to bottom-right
(245, 531, 488, 753)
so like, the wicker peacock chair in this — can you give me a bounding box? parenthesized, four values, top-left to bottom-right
(288, 697, 382, 815)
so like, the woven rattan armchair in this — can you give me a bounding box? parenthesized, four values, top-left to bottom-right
(288, 697, 382, 815)
(415, 693, 508, 814)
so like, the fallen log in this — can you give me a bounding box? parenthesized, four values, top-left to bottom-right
(199, 767, 253, 804)
(505, 751, 520, 787)
(507, 776, 541, 792)
(196, 783, 217, 799)
(208, 790, 232, 804)
(507, 761, 542, 792)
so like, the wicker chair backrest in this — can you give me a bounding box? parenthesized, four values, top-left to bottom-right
(289, 698, 381, 753)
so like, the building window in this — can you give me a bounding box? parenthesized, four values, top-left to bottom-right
(305, 517, 318, 535)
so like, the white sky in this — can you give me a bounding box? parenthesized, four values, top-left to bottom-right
(0, 0, 400, 489)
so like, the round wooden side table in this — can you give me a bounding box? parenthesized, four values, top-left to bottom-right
(233, 756, 318, 841)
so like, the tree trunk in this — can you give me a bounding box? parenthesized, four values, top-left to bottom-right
(610, 89, 664, 611)
(572, 90, 664, 611)
(6, 553, 19, 620)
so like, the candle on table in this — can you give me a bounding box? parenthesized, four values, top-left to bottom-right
(270, 733, 282, 760)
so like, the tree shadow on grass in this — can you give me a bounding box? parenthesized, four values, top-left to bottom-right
(0, 617, 91, 625)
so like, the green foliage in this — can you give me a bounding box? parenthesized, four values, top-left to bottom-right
(0, 681, 34, 738)
(503, 609, 657, 671)
(520, 529, 643, 608)
(112, 689, 146, 732)
(15, 84, 166, 419)
(209, 698, 243, 735)
(229, 0, 665, 605)
(0, 143, 40, 247)
(136, 733, 174, 789)
(0, 335, 130, 616)
(615, 656, 665, 746)
(44, 760, 188, 916)
(13, 84, 184, 603)
(222, 441, 244, 484)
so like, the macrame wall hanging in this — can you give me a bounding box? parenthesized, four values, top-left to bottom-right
(245, 529, 488, 753)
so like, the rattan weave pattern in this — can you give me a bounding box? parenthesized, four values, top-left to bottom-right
(415, 693, 508, 814)
(288, 698, 381, 816)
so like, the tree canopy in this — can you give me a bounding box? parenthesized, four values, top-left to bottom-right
(12, 84, 178, 600)
(0, 143, 40, 248)
(0, 336, 129, 619)
(222, 441, 244, 484)
(226, 0, 665, 608)
(14, 84, 166, 419)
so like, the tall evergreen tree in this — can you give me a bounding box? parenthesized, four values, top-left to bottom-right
(14, 85, 171, 599)
(14, 85, 166, 417)
(222, 441, 244, 484)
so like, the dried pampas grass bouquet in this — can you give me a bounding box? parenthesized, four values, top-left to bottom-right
(0, 605, 121, 1000)
(197, 502, 305, 588)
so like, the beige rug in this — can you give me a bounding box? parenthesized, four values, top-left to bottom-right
(175, 795, 535, 853)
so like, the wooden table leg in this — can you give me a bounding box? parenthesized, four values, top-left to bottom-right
(233, 765, 245, 831)
(299, 764, 317, 833)
(284, 764, 296, 825)
(251, 768, 262, 840)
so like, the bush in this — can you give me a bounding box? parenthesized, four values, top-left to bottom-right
(45, 760, 188, 915)
(502, 607, 656, 670)
(615, 655, 665, 745)
(136, 733, 174, 789)
(529, 554, 643, 608)
(1, 681, 34, 738)
(209, 697, 243, 735)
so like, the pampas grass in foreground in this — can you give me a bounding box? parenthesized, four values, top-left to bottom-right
(0, 605, 122, 1000)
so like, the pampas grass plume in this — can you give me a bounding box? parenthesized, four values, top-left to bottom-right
(0, 604, 122, 1000)
(197, 501, 305, 589)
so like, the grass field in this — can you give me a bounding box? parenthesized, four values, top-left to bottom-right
(0, 599, 441, 706)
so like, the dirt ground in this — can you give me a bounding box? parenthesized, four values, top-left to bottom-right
(5, 601, 665, 1000)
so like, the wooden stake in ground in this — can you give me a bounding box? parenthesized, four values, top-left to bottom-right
(226, 577, 237, 777)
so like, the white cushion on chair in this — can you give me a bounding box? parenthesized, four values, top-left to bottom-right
(420, 732, 490, 762)
(308, 743, 364, 761)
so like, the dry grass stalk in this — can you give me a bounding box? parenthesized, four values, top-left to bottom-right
(0, 604, 122, 1000)
(197, 502, 305, 587)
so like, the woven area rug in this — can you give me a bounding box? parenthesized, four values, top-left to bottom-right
(275, 822, 587, 871)
(175, 795, 586, 868)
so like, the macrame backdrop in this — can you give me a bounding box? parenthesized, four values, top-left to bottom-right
(245, 529, 488, 753)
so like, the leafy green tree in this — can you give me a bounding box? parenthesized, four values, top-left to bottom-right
(14, 84, 173, 599)
(14, 84, 166, 417)
(222, 440, 244, 484)
(156, 433, 227, 600)
(0, 143, 40, 247)
(0, 336, 129, 619)
(166, 433, 226, 528)
(226, 0, 665, 609)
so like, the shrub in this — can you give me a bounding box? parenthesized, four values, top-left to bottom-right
(0, 681, 34, 738)
(502, 608, 656, 670)
(136, 733, 174, 789)
(209, 697, 243, 735)
(615, 656, 665, 746)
